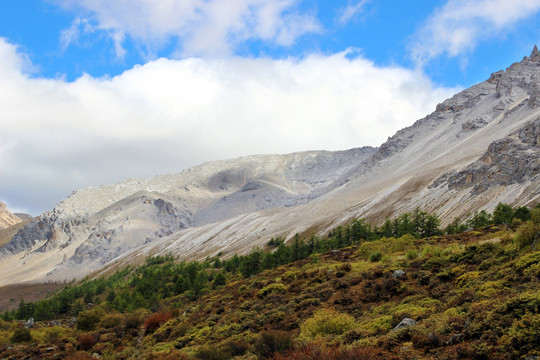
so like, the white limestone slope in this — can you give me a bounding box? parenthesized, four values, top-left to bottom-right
(1, 49, 539, 285)
(0, 148, 374, 284)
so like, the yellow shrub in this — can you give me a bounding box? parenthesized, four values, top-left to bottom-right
(300, 308, 356, 340)
(32, 326, 73, 344)
(0, 330, 10, 346)
(389, 234, 416, 253)
(356, 238, 393, 259)
(258, 282, 287, 297)
(99, 313, 125, 329)
(456, 271, 481, 287)
(478, 280, 505, 298)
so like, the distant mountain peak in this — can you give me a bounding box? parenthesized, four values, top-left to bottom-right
(0, 202, 22, 229)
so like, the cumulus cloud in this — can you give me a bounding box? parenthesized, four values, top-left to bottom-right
(0, 38, 457, 214)
(54, 0, 322, 57)
(410, 0, 540, 65)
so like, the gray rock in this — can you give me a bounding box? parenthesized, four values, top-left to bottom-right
(433, 117, 540, 194)
(446, 333, 464, 345)
(393, 318, 417, 331)
(69, 317, 77, 327)
(392, 270, 406, 279)
(49, 320, 61, 326)
(25, 317, 34, 329)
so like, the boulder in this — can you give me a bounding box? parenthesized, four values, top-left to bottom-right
(25, 317, 34, 329)
(392, 270, 406, 279)
(393, 318, 417, 331)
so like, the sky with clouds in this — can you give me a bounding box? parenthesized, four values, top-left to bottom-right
(2, 0, 540, 215)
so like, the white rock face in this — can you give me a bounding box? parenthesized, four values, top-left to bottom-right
(1, 49, 540, 286)
(0, 148, 374, 284)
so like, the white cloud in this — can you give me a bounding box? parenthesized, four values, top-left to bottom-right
(0, 38, 457, 214)
(55, 0, 321, 57)
(337, 0, 369, 25)
(410, 0, 540, 65)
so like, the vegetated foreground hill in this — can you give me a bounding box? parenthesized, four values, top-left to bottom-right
(1, 48, 540, 286)
(0, 208, 539, 360)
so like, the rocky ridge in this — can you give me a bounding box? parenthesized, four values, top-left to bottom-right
(1, 48, 540, 285)
(0, 148, 375, 284)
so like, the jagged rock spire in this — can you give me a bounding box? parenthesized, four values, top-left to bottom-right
(530, 45, 540, 61)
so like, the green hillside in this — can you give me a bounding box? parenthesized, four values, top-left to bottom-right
(0, 204, 539, 360)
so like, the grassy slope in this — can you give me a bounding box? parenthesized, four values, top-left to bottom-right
(0, 227, 539, 360)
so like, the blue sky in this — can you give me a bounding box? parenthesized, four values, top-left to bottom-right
(2, 0, 540, 214)
(3, 0, 539, 86)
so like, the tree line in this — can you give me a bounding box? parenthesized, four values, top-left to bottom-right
(2, 203, 538, 321)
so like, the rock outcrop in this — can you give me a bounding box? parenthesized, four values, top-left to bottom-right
(434, 117, 540, 194)
(0, 202, 21, 229)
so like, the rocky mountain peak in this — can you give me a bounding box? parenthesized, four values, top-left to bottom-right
(530, 44, 539, 61)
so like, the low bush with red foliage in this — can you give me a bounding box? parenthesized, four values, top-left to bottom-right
(76, 333, 98, 351)
(143, 312, 172, 334)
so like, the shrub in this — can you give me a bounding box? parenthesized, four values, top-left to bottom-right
(99, 313, 125, 329)
(502, 312, 540, 353)
(194, 345, 228, 360)
(10, 328, 32, 343)
(258, 283, 287, 297)
(77, 332, 97, 351)
(406, 250, 418, 260)
(33, 326, 72, 344)
(300, 308, 356, 340)
(254, 330, 294, 358)
(125, 309, 148, 330)
(369, 252, 382, 262)
(144, 312, 172, 334)
(77, 307, 105, 331)
(532, 208, 540, 224)
(274, 342, 386, 360)
(514, 221, 540, 249)
(390, 234, 415, 253)
(65, 352, 95, 360)
(412, 331, 441, 349)
(223, 339, 250, 356)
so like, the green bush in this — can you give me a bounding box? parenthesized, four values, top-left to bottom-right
(10, 328, 32, 343)
(514, 221, 540, 249)
(255, 330, 294, 357)
(406, 250, 418, 260)
(369, 252, 382, 262)
(300, 308, 356, 340)
(77, 307, 105, 331)
(503, 312, 540, 353)
(98, 313, 125, 329)
(194, 345, 228, 360)
(258, 283, 287, 297)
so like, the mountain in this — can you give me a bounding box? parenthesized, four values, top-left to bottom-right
(1, 48, 539, 286)
(0, 202, 22, 230)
